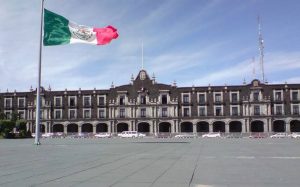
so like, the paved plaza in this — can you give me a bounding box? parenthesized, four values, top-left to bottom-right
(0, 138, 300, 187)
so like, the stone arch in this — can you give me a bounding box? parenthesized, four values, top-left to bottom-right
(229, 121, 242, 132)
(159, 122, 171, 133)
(273, 120, 285, 132)
(96, 123, 108, 133)
(138, 122, 150, 133)
(53, 124, 64, 133)
(196, 121, 209, 132)
(82, 123, 93, 133)
(213, 121, 225, 132)
(290, 120, 300, 132)
(181, 121, 193, 132)
(117, 123, 128, 133)
(250, 120, 264, 132)
(67, 123, 78, 133)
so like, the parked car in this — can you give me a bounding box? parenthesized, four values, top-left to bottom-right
(42, 133, 54, 138)
(270, 133, 287, 138)
(94, 133, 111, 138)
(118, 131, 145, 138)
(202, 132, 221, 138)
(174, 134, 195, 138)
(289, 133, 300, 138)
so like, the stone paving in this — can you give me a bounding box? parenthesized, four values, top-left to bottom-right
(0, 138, 300, 187)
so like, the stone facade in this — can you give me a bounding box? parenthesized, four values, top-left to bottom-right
(1, 69, 300, 134)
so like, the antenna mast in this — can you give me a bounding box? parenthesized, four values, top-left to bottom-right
(141, 41, 144, 70)
(258, 16, 265, 83)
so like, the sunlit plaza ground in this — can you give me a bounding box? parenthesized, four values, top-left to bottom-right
(0, 138, 300, 187)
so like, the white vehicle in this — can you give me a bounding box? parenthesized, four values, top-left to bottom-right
(270, 133, 287, 138)
(289, 133, 300, 138)
(118, 131, 145, 138)
(94, 133, 111, 138)
(202, 132, 221, 138)
(174, 134, 195, 138)
(42, 133, 54, 138)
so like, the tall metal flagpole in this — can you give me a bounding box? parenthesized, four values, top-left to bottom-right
(35, 0, 45, 145)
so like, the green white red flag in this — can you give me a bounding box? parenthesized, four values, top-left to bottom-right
(43, 9, 118, 46)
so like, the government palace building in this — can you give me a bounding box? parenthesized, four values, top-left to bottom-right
(1, 69, 300, 135)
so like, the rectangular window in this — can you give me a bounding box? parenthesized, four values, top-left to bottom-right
(4, 98, 12, 108)
(199, 107, 206, 116)
(18, 98, 25, 108)
(253, 91, 259, 101)
(275, 92, 282, 101)
(55, 97, 62, 107)
(275, 105, 283, 115)
(231, 93, 238, 102)
(83, 109, 91, 118)
(55, 110, 61, 119)
(98, 109, 105, 118)
(231, 106, 238, 116)
(215, 106, 222, 116)
(183, 94, 189, 104)
(120, 108, 125, 118)
(293, 105, 299, 115)
(119, 96, 125, 106)
(162, 107, 168, 117)
(98, 96, 105, 105)
(69, 96, 76, 107)
(254, 105, 260, 115)
(140, 95, 146, 104)
(83, 96, 91, 107)
(69, 109, 76, 119)
(141, 108, 146, 117)
(161, 95, 168, 104)
(215, 93, 222, 102)
(199, 94, 206, 103)
(292, 91, 298, 101)
(183, 108, 190, 117)
(18, 111, 25, 119)
(5, 111, 12, 119)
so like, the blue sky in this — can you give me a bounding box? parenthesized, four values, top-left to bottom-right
(1, 0, 300, 92)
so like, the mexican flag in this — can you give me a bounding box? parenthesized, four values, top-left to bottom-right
(43, 9, 118, 46)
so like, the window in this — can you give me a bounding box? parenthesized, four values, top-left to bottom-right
(119, 96, 125, 106)
(4, 98, 12, 108)
(69, 109, 76, 119)
(231, 106, 239, 116)
(254, 105, 260, 115)
(140, 95, 146, 104)
(18, 110, 25, 119)
(98, 96, 105, 105)
(55, 97, 62, 107)
(231, 93, 238, 102)
(253, 91, 259, 101)
(275, 91, 282, 101)
(5, 111, 12, 119)
(54, 110, 62, 119)
(83, 96, 91, 107)
(199, 94, 206, 103)
(162, 95, 168, 104)
(83, 109, 91, 118)
(183, 94, 189, 103)
(18, 98, 25, 108)
(162, 108, 168, 117)
(215, 106, 222, 116)
(183, 108, 190, 117)
(199, 106, 206, 116)
(215, 93, 222, 102)
(69, 96, 76, 107)
(120, 108, 125, 118)
(98, 109, 105, 118)
(275, 105, 283, 115)
(141, 108, 146, 117)
(292, 91, 298, 101)
(292, 105, 299, 115)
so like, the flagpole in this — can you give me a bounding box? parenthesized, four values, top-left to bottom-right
(35, 0, 45, 145)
